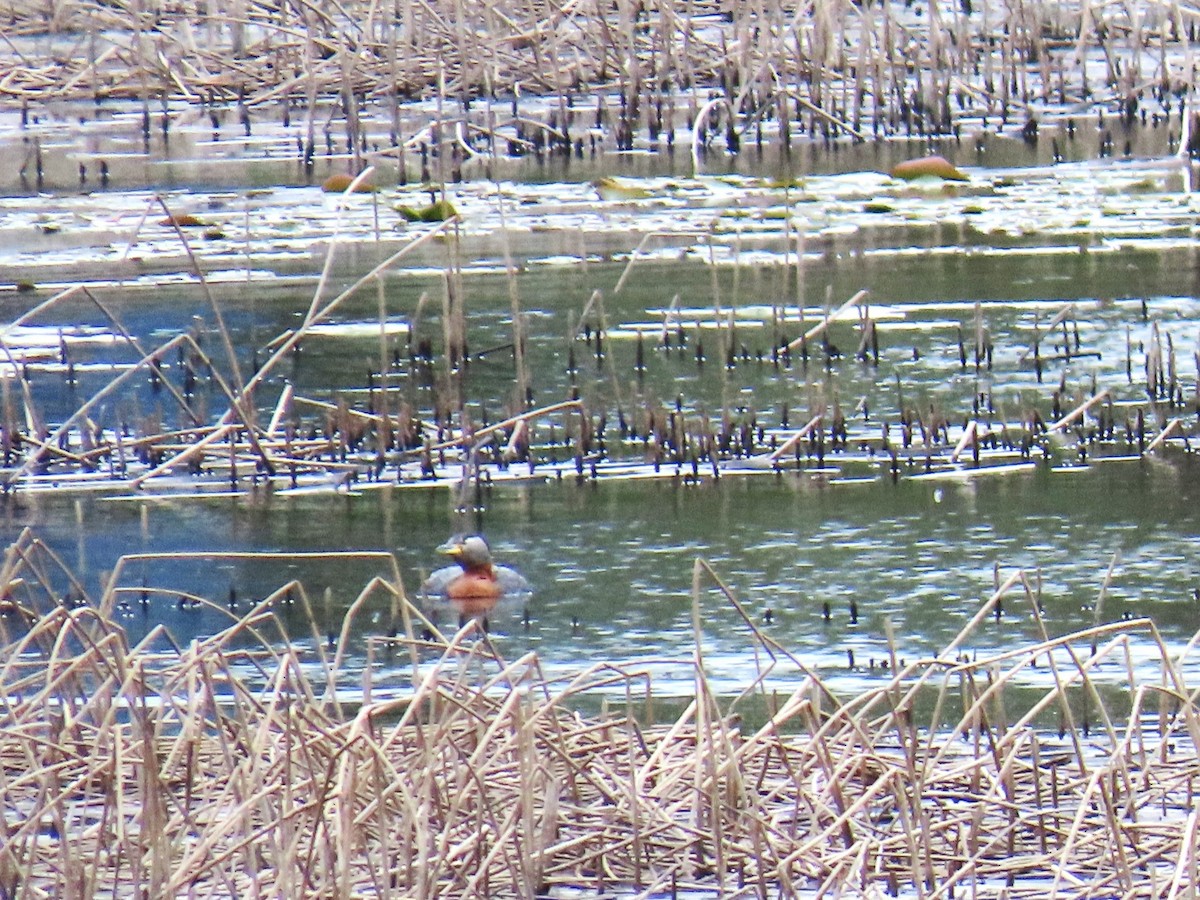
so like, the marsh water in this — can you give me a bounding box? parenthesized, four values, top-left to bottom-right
(3, 104, 1200, 702)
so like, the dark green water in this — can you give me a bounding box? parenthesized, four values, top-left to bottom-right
(5, 445, 1200, 695)
(3, 244, 1200, 698)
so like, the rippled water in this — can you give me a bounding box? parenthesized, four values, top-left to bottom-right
(6, 443, 1200, 699)
(3, 245, 1200, 698)
(4, 118, 1200, 700)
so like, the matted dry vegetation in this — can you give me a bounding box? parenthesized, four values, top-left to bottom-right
(0, 0, 1194, 149)
(0, 532, 1198, 897)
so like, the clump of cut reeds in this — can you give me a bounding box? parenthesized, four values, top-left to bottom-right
(0, 531, 1198, 896)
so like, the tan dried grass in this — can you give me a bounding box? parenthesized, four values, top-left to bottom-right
(0, 534, 1197, 896)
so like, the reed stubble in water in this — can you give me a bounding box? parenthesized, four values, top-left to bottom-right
(3, 0, 1197, 170)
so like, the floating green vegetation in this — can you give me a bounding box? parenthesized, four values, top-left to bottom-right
(395, 199, 458, 222)
(0, 159, 1191, 289)
(0, 155, 1196, 510)
(1102, 176, 1164, 194)
(593, 176, 653, 201)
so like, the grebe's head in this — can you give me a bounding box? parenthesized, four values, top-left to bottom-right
(437, 534, 493, 569)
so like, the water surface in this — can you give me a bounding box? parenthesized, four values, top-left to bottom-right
(2, 144, 1200, 702)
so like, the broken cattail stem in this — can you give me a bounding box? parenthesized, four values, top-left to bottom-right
(785, 290, 868, 353)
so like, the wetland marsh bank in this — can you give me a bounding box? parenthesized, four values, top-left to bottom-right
(5, 0, 1200, 895)
(2, 546, 1199, 898)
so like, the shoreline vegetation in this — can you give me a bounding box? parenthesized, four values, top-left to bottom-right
(1, 536, 1198, 897)
(2, 0, 1198, 168)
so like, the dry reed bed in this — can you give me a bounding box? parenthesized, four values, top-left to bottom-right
(0, 536, 1198, 897)
(0, 0, 1192, 153)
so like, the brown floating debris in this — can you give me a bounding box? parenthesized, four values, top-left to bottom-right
(157, 213, 206, 227)
(889, 155, 969, 182)
(321, 172, 375, 193)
